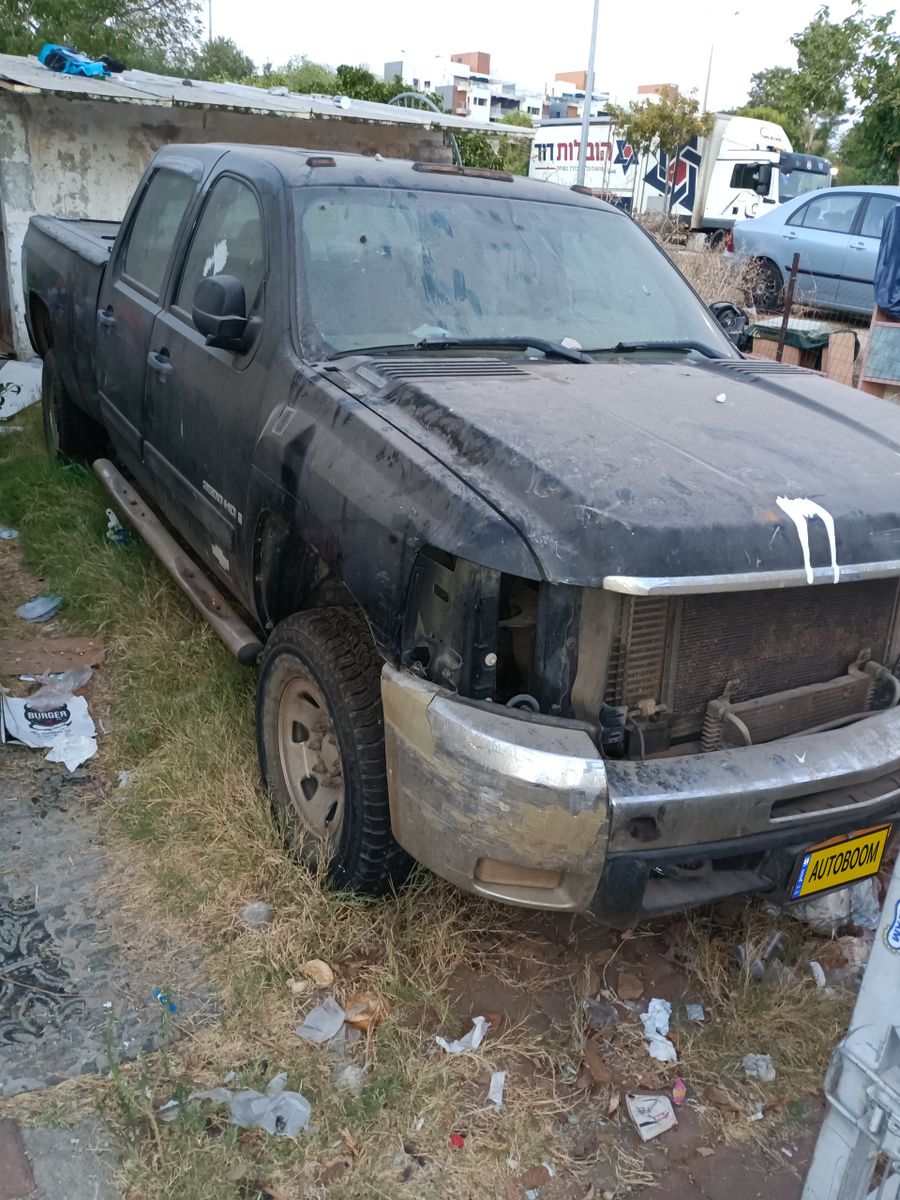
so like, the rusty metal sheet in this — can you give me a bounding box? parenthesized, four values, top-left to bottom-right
(0, 637, 105, 677)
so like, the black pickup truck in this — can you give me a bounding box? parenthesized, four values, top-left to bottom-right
(22, 143, 900, 924)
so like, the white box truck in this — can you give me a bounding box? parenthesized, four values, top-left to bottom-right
(529, 113, 831, 242)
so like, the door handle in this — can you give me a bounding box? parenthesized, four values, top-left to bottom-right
(848, 241, 865, 251)
(782, 231, 798, 239)
(97, 307, 116, 328)
(147, 350, 174, 376)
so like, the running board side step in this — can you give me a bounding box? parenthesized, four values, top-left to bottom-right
(93, 458, 264, 666)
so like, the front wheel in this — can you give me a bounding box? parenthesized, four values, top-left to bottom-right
(257, 608, 412, 895)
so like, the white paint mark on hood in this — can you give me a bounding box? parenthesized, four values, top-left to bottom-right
(776, 496, 840, 584)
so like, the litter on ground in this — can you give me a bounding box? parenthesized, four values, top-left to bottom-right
(296, 958, 334, 987)
(191, 1072, 311, 1137)
(640, 998, 677, 1062)
(790, 878, 882, 933)
(488, 1070, 506, 1108)
(296, 995, 346, 1044)
(742, 1053, 777, 1082)
(16, 594, 63, 623)
(0, 671, 97, 771)
(684, 1003, 705, 1023)
(0, 527, 18, 539)
(0, 637, 105, 676)
(626, 1092, 678, 1141)
(436, 1015, 490, 1055)
(238, 900, 273, 929)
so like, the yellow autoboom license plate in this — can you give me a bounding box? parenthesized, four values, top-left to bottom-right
(790, 823, 892, 901)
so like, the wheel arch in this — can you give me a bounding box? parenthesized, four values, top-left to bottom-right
(28, 294, 52, 356)
(252, 511, 359, 631)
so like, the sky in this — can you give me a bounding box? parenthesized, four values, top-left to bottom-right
(208, 0, 890, 112)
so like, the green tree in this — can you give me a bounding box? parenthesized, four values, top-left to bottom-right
(608, 92, 714, 211)
(189, 37, 254, 81)
(0, 0, 202, 71)
(500, 109, 534, 128)
(846, 15, 900, 183)
(744, 4, 891, 153)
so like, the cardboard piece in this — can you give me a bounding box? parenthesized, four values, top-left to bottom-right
(0, 637, 105, 677)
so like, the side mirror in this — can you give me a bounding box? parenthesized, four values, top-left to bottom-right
(192, 275, 248, 349)
(755, 163, 773, 196)
(709, 300, 751, 351)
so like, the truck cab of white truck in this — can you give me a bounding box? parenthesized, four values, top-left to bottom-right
(529, 112, 832, 240)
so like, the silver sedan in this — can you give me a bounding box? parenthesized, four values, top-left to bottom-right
(730, 184, 900, 314)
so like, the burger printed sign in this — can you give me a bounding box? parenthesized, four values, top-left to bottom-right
(23, 701, 72, 732)
(1, 690, 94, 751)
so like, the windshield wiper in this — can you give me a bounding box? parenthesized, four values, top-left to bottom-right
(585, 339, 722, 359)
(416, 336, 592, 364)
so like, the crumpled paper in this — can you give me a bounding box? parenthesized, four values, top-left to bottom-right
(436, 1015, 489, 1055)
(640, 998, 677, 1063)
(191, 1072, 311, 1137)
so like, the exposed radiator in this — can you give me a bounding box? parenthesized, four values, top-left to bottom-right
(605, 579, 899, 744)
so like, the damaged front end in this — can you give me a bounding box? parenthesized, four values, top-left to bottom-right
(383, 548, 900, 921)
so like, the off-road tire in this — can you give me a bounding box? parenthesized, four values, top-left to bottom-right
(41, 349, 106, 463)
(751, 258, 784, 313)
(257, 608, 412, 895)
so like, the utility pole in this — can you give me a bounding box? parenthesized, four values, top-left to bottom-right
(208, 0, 213, 43)
(702, 42, 714, 113)
(576, 0, 600, 186)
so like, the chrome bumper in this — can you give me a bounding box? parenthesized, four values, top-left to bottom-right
(382, 666, 900, 916)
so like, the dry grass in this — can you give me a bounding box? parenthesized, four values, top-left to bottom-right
(0, 409, 856, 1198)
(665, 244, 762, 309)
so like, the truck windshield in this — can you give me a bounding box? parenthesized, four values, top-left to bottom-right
(295, 187, 733, 358)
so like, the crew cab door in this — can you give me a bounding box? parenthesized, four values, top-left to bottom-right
(94, 160, 201, 465)
(142, 168, 271, 588)
(837, 193, 900, 314)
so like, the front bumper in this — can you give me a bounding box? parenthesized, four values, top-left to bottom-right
(382, 666, 900, 922)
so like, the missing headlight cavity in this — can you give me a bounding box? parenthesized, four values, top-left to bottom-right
(403, 547, 500, 700)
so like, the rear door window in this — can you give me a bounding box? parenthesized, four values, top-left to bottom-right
(860, 194, 900, 240)
(123, 169, 196, 298)
(176, 176, 266, 317)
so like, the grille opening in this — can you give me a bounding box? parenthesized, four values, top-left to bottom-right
(605, 579, 900, 757)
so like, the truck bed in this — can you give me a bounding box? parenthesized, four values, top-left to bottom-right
(28, 216, 119, 267)
(24, 215, 120, 418)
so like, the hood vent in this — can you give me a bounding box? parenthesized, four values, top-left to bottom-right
(363, 357, 529, 383)
(713, 360, 810, 379)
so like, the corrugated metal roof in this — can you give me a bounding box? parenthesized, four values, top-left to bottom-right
(0, 53, 532, 138)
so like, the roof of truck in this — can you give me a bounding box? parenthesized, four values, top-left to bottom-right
(159, 142, 622, 210)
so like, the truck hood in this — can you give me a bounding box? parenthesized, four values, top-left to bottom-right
(348, 356, 900, 587)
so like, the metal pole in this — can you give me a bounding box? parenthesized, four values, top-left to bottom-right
(702, 42, 714, 113)
(802, 850, 900, 1200)
(576, 0, 601, 186)
(208, 0, 212, 42)
(775, 252, 800, 362)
